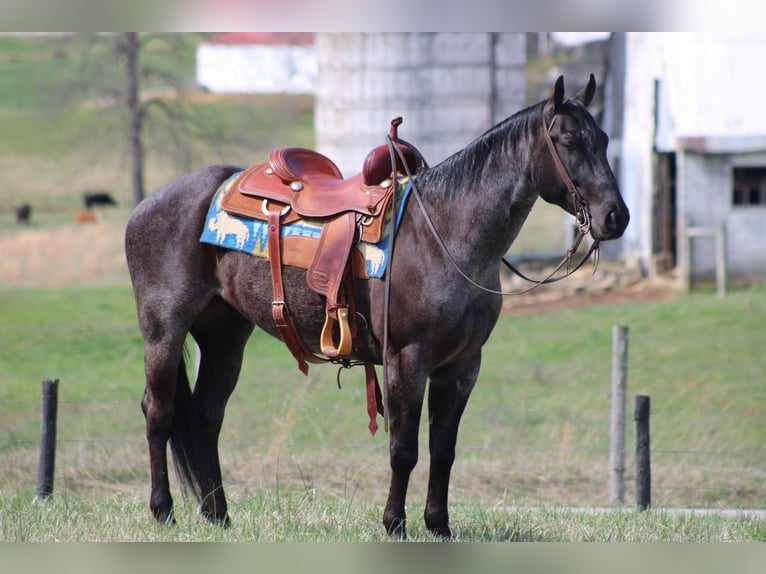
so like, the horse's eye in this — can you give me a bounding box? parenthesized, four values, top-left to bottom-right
(560, 135, 579, 149)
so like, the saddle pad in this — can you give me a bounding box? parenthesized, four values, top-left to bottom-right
(200, 171, 412, 279)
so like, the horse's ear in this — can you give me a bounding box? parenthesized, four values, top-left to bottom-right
(552, 75, 565, 110)
(544, 75, 566, 121)
(574, 73, 597, 107)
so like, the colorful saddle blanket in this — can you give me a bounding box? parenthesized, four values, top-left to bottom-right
(200, 171, 412, 279)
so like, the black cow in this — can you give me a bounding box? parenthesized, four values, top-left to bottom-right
(83, 192, 118, 209)
(15, 204, 31, 224)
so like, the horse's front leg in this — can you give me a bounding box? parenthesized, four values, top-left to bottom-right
(424, 353, 481, 539)
(382, 347, 428, 539)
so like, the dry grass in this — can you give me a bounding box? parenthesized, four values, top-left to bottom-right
(0, 217, 129, 289)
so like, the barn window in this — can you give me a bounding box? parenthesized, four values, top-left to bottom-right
(733, 167, 766, 206)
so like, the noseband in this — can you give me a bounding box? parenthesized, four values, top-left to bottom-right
(384, 110, 600, 298)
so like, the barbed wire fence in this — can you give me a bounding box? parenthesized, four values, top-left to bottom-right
(1, 324, 764, 510)
(2, 400, 765, 507)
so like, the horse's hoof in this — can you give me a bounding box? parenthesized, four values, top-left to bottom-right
(384, 517, 407, 540)
(429, 524, 452, 540)
(152, 508, 176, 526)
(425, 510, 452, 539)
(201, 508, 231, 527)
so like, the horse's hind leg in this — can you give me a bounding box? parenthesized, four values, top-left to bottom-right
(141, 335, 187, 525)
(189, 299, 253, 524)
(423, 353, 481, 539)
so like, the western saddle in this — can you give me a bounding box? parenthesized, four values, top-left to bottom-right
(220, 117, 422, 434)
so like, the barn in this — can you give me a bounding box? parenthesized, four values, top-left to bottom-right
(606, 32, 766, 286)
(195, 32, 317, 94)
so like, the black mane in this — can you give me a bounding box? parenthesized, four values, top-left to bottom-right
(418, 100, 546, 195)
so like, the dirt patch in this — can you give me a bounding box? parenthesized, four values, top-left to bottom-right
(500, 256, 679, 316)
(502, 278, 678, 316)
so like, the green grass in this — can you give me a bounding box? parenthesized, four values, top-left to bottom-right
(0, 34, 314, 222)
(0, 285, 764, 541)
(0, 35, 203, 107)
(1, 492, 763, 542)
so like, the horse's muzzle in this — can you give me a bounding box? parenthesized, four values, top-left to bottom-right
(592, 202, 630, 241)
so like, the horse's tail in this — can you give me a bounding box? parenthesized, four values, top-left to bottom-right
(168, 345, 208, 505)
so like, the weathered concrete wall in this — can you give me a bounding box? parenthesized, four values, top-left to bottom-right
(315, 33, 526, 176)
(681, 151, 766, 279)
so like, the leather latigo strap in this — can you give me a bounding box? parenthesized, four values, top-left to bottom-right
(265, 203, 383, 435)
(266, 207, 313, 375)
(364, 363, 384, 436)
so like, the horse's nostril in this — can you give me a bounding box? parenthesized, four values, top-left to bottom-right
(607, 210, 618, 230)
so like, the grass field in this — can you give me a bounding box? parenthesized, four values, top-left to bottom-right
(1, 284, 764, 540)
(0, 34, 314, 222)
(0, 35, 764, 542)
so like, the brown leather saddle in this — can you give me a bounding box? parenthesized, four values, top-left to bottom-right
(220, 117, 421, 391)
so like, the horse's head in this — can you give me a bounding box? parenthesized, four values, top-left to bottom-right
(537, 74, 629, 241)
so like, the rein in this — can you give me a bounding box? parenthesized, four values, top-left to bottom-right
(385, 111, 600, 298)
(379, 112, 599, 431)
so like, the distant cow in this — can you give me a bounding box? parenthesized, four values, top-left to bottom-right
(15, 203, 31, 224)
(76, 209, 100, 224)
(83, 191, 117, 209)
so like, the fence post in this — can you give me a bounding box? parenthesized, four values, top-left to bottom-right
(634, 394, 651, 510)
(36, 377, 59, 499)
(609, 325, 628, 503)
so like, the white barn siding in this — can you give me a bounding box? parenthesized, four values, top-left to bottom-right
(196, 43, 317, 94)
(613, 32, 766, 281)
(615, 33, 664, 271)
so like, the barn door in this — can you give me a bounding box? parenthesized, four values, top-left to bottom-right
(652, 151, 677, 274)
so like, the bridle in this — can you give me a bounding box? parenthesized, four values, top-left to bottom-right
(385, 109, 600, 298)
(500, 113, 600, 292)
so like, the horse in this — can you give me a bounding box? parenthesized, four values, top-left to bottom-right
(125, 75, 629, 539)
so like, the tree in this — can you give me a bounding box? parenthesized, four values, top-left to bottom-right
(123, 33, 145, 206)
(64, 33, 220, 208)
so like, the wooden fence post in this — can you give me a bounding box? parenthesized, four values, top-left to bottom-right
(609, 325, 628, 503)
(682, 225, 727, 298)
(634, 394, 651, 510)
(36, 377, 59, 499)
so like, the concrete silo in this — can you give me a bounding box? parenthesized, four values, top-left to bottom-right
(314, 33, 526, 176)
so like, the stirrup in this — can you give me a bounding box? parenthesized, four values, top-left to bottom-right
(320, 306, 353, 358)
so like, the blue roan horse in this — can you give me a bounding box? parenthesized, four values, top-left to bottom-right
(125, 75, 628, 538)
